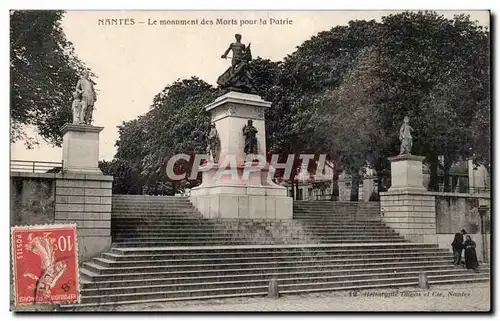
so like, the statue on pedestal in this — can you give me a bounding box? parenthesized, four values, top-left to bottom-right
(243, 119, 258, 154)
(399, 116, 413, 155)
(207, 124, 221, 163)
(71, 91, 83, 124)
(75, 70, 97, 125)
(217, 34, 253, 93)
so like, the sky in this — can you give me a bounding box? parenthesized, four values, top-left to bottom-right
(10, 10, 490, 162)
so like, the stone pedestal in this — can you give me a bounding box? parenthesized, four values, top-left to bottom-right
(54, 173, 113, 262)
(387, 154, 426, 192)
(190, 92, 293, 219)
(61, 124, 103, 174)
(58, 123, 112, 261)
(381, 153, 437, 244)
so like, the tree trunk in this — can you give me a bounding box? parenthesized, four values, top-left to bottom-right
(428, 154, 439, 192)
(451, 175, 459, 193)
(350, 170, 361, 202)
(376, 171, 386, 193)
(170, 182, 177, 196)
(331, 171, 340, 201)
(443, 157, 452, 192)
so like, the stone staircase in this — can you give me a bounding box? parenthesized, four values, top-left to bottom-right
(62, 195, 489, 309)
(293, 201, 407, 243)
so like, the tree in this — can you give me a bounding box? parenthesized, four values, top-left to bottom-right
(313, 47, 389, 200)
(113, 77, 216, 195)
(109, 12, 490, 196)
(267, 20, 381, 158)
(11, 10, 92, 147)
(99, 159, 143, 194)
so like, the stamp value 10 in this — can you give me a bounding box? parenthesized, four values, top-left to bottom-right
(11, 224, 80, 306)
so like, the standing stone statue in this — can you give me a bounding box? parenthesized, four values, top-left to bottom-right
(242, 119, 258, 154)
(399, 116, 413, 155)
(71, 91, 83, 124)
(217, 34, 253, 93)
(75, 70, 97, 125)
(207, 124, 221, 163)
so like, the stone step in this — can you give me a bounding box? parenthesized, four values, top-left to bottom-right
(112, 199, 192, 202)
(79, 270, 487, 296)
(85, 270, 490, 297)
(80, 262, 471, 282)
(295, 217, 381, 220)
(111, 215, 202, 219)
(294, 217, 381, 220)
(110, 233, 401, 242)
(296, 222, 386, 226)
(82, 259, 454, 275)
(111, 220, 217, 225)
(293, 205, 379, 208)
(111, 230, 401, 236)
(294, 201, 379, 205)
(112, 203, 193, 206)
(111, 209, 197, 213)
(295, 212, 380, 215)
(112, 211, 200, 215)
(112, 205, 195, 209)
(93, 254, 453, 269)
(112, 218, 204, 222)
(110, 236, 406, 242)
(110, 228, 397, 234)
(111, 239, 408, 247)
(294, 208, 381, 210)
(101, 249, 452, 264)
(293, 212, 380, 216)
(112, 220, 387, 226)
(111, 208, 198, 214)
(293, 208, 365, 211)
(109, 243, 440, 255)
(111, 208, 197, 212)
(74, 271, 488, 305)
(294, 213, 380, 216)
(293, 213, 381, 216)
(113, 217, 387, 224)
(103, 247, 450, 261)
(64, 275, 489, 308)
(110, 232, 401, 238)
(81, 266, 477, 289)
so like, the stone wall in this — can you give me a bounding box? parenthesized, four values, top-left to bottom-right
(10, 172, 113, 262)
(381, 189, 491, 262)
(10, 173, 56, 226)
(434, 193, 490, 262)
(435, 195, 490, 234)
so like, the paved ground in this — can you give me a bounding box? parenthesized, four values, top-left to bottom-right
(73, 282, 490, 312)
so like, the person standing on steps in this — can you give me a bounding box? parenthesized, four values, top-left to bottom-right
(464, 235, 480, 272)
(451, 229, 467, 265)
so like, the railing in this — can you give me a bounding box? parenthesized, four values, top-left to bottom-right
(468, 187, 491, 194)
(10, 160, 63, 173)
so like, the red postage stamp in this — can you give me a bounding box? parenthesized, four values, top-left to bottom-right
(11, 224, 80, 306)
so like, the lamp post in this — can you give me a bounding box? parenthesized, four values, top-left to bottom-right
(478, 205, 489, 263)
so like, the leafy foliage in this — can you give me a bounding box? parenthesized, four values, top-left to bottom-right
(376, 11, 490, 190)
(110, 77, 216, 195)
(11, 10, 92, 147)
(101, 11, 491, 195)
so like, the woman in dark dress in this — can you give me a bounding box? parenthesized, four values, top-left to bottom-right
(464, 235, 479, 271)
